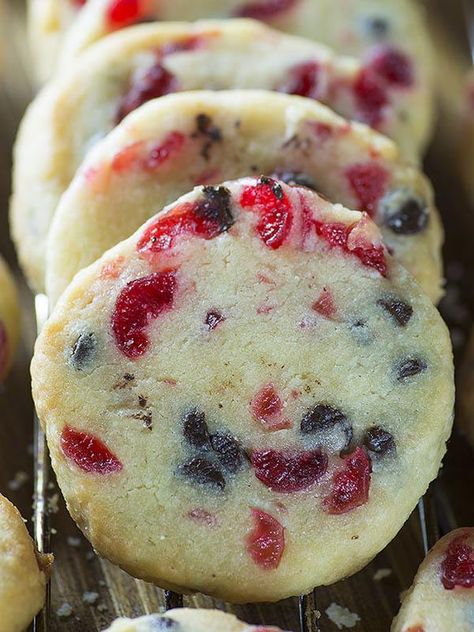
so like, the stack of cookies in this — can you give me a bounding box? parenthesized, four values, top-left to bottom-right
(6, 0, 468, 629)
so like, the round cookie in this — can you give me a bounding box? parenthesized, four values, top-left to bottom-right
(12, 21, 433, 294)
(104, 609, 288, 632)
(43, 91, 443, 304)
(32, 0, 434, 151)
(0, 493, 52, 632)
(0, 256, 20, 381)
(32, 176, 454, 602)
(392, 529, 474, 632)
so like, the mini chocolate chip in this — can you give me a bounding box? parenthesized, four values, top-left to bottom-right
(382, 191, 429, 235)
(138, 395, 147, 408)
(178, 457, 226, 490)
(378, 296, 413, 326)
(397, 357, 427, 380)
(195, 113, 222, 142)
(70, 333, 97, 371)
(183, 409, 210, 449)
(272, 170, 319, 191)
(148, 615, 182, 631)
(301, 404, 353, 448)
(196, 186, 234, 233)
(205, 309, 225, 331)
(364, 15, 389, 38)
(364, 426, 396, 456)
(210, 433, 245, 473)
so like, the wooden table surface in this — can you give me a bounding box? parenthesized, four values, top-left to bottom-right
(1, 1, 473, 630)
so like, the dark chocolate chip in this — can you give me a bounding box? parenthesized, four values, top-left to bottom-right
(148, 615, 182, 631)
(364, 15, 390, 38)
(195, 113, 222, 142)
(210, 432, 245, 473)
(196, 186, 234, 233)
(178, 457, 226, 490)
(364, 426, 396, 456)
(183, 409, 210, 449)
(70, 333, 97, 371)
(205, 309, 225, 331)
(396, 357, 427, 381)
(377, 296, 413, 326)
(272, 170, 319, 191)
(383, 192, 429, 235)
(301, 404, 353, 448)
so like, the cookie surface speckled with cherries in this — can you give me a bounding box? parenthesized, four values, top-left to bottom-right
(392, 529, 474, 632)
(31, 0, 434, 155)
(44, 91, 443, 303)
(0, 494, 52, 632)
(12, 19, 429, 293)
(33, 177, 453, 602)
(104, 609, 289, 632)
(0, 256, 20, 381)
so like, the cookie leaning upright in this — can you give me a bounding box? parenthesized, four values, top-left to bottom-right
(43, 0, 435, 156)
(0, 494, 52, 632)
(392, 529, 474, 632)
(44, 91, 443, 304)
(104, 609, 289, 632)
(32, 177, 453, 602)
(0, 256, 20, 381)
(12, 19, 434, 294)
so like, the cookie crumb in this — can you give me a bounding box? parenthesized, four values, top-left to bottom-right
(373, 568, 392, 581)
(56, 603, 73, 619)
(82, 591, 99, 605)
(7, 471, 28, 491)
(325, 603, 360, 629)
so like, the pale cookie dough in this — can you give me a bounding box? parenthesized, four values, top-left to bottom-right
(11, 18, 431, 293)
(42, 91, 443, 304)
(0, 494, 52, 632)
(392, 529, 474, 632)
(32, 177, 454, 602)
(0, 256, 20, 381)
(30, 0, 434, 155)
(104, 609, 289, 632)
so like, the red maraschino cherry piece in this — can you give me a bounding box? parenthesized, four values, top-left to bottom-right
(441, 535, 474, 590)
(61, 426, 123, 474)
(323, 447, 371, 514)
(252, 449, 328, 492)
(246, 508, 285, 570)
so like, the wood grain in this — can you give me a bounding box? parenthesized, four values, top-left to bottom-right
(0, 1, 472, 630)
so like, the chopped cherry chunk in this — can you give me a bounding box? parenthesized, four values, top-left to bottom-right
(246, 508, 285, 570)
(323, 447, 371, 514)
(370, 46, 414, 87)
(252, 449, 328, 492)
(354, 68, 388, 127)
(345, 163, 389, 217)
(117, 62, 178, 123)
(251, 384, 291, 431)
(106, 0, 147, 29)
(61, 426, 123, 474)
(234, 0, 299, 20)
(312, 288, 336, 319)
(112, 271, 177, 358)
(111, 132, 185, 172)
(0, 321, 8, 380)
(137, 187, 233, 257)
(276, 61, 321, 99)
(240, 177, 293, 249)
(441, 535, 474, 590)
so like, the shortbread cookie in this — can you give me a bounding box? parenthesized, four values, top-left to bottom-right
(43, 91, 443, 304)
(32, 177, 454, 602)
(392, 529, 474, 632)
(0, 494, 52, 632)
(0, 256, 20, 380)
(105, 609, 288, 632)
(34, 0, 434, 150)
(13, 23, 434, 294)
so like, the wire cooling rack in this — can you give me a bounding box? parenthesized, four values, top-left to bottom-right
(31, 296, 454, 632)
